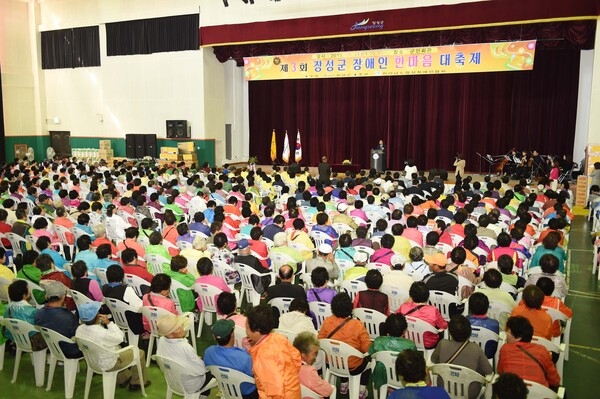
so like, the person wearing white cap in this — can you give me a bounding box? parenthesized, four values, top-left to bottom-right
(156, 314, 214, 396)
(75, 301, 150, 391)
(332, 202, 358, 230)
(305, 243, 339, 281)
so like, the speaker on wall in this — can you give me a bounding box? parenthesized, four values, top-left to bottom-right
(166, 120, 190, 138)
(125, 134, 158, 159)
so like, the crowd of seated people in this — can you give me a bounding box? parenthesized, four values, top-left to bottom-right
(0, 157, 574, 398)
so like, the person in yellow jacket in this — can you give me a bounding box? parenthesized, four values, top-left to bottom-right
(246, 304, 302, 399)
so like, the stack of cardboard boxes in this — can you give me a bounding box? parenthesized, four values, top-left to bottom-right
(98, 140, 114, 162)
(177, 142, 198, 164)
(159, 146, 179, 163)
(159, 142, 197, 165)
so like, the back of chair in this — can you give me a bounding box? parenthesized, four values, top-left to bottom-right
(428, 363, 487, 399)
(319, 339, 365, 377)
(470, 326, 500, 361)
(75, 336, 123, 374)
(169, 279, 190, 314)
(103, 297, 136, 331)
(340, 279, 367, 301)
(194, 283, 222, 313)
(233, 325, 247, 349)
(0, 277, 12, 303)
(68, 289, 93, 311)
(309, 301, 332, 331)
(206, 365, 256, 399)
(124, 273, 149, 298)
(370, 351, 403, 390)
(145, 254, 169, 275)
(381, 285, 409, 312)
(523, 379, 564, 399)
(367, 262, 391, 275)
(273, 328, 297, 343)
(94, 267, 109, 286)
(301, 383, 336, 399)
(352, 308, 386, 340)
(37, 326, 80, 361)
(152, 354, 192, 396)
(487, 300, 512, 324)
(268, 297, 293, 315)
(404, 315, 439, 353)
(428, 290, 460, 321)
(3, 318, 38, 352)
(140, 306, 172, 337)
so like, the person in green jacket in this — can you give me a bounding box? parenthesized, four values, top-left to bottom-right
(165, 255, 197, 313)
(368, 313, 417, 391)
(145, 231, 172, 274)
(16, 250, 42, 284)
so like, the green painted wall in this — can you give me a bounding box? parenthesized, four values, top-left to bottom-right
(4, 136, 215, 166)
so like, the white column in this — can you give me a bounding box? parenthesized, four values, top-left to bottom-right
(28, 0, 45, 136)
(587, 17, 600, 147)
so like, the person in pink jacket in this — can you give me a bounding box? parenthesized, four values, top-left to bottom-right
(142, 273, 177, 331)
(293, 332, 333, 398)
(396, 281, 448, 348)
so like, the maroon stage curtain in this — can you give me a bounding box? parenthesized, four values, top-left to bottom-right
(248, 48, 579, 173)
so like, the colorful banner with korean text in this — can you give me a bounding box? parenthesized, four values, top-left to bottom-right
(244, 41, 536, 81)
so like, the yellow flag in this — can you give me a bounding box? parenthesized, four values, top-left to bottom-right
(270, 129, 277, 162)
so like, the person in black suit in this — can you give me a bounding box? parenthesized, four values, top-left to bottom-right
(266, 264, 306, 301)
(317, 156, 331, 185)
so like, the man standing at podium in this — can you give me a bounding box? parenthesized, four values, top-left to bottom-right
(318, 156, 331, 185)
(377, 140, 385, 152)
(374, 139, 386, 172)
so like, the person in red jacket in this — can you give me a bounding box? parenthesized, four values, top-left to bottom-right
(497, 316, 560, 389)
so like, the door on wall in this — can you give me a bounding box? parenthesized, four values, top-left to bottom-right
(49, 131, 71, 159)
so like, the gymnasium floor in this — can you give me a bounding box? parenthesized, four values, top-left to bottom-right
(0, 217, 595, 398)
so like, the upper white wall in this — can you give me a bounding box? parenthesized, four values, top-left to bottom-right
(198, 0, 486, 27)
(0, 0, 36, 136)
(39, 0, 200, 30)
(38, 0, 205, 139)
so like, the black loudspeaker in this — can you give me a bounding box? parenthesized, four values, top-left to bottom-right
(125, 134, 158, 159)
(166, 120, 190, 138)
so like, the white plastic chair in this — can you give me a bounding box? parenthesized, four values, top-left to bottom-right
(233, 325, 248, 350)
(309, 301, 332, 331)
(428, 363, 489, 399)
(487, 300, 513, 327)
(428, 290, 462, 321)
(153, 354, 218, 399)
(74, 336, 146, 399)
(340, 279, 367, 301)
(37, 326, 83, 399)
(124, 273, 150, 298)
(0, 276, 12, 304)
(331, 222, 353, 237)
(145, 254, 170, 275)
(235, 263, 268, 307)
(194, 283, 223, 338)
(18, 278, 46, 308)
(5, 232, 27, 257)
(531, 335, 566, 381)
(367, 262, 391, 275)
(102, 297, 140, 347)
(301, 383, 337, 399)
(206, 365, 256, 399)
(309, 230, 336, 247)
(352, 308, 387, 341)
(470, 326, 500, 366)
(319, 339, 367, 399)
(268, 297, 294, 316)
(269, 251, 298, 272)
(2, 318, 47, 386)
(67, 288, 93, 312)
(370, 351, 403, 399)
(404, 315, 443, 361)
(169, 279, 193, 315)
(140, 306, 172, 368)
(524, 379, 565, 399)
(543, 306, 572, 361)
(273, 328, 298, 343)
(94, 267, 109, 286)
(380, 284, 409, 312)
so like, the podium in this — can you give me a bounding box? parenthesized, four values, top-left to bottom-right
(371, 149, 385, 172)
